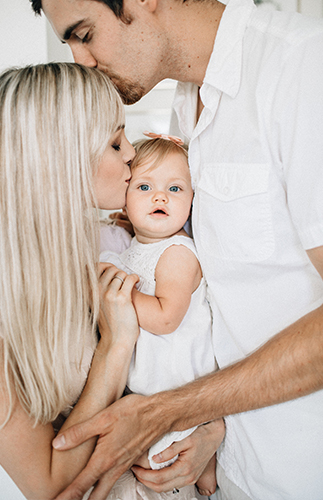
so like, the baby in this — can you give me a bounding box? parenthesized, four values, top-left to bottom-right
(101, 133, 217, 497)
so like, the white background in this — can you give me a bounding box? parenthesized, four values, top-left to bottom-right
(1, 0, 322, 141)
(0, 1, 322, 495)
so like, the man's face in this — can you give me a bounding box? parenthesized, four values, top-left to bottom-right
(42, 0, 168, 104)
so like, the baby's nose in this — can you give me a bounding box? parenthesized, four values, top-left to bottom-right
(153, 191, 168, 202)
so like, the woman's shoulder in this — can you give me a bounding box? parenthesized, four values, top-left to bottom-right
(100, 220, 132, 254)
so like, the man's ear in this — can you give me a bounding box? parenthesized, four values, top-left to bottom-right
(137, 0, 158, 13)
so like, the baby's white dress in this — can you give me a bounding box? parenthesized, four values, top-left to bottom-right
(82, 228, 209, 500)
(90, 231, 211, 499)
(101, 233, 216, 474)
(112, 235, 216, 393)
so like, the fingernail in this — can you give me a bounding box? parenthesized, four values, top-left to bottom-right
(153, 453, 163, 462)
(53, 434, 66, 449)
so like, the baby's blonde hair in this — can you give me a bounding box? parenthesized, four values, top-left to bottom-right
(131, 137, 188, 172)
(0, 63, 124, 426)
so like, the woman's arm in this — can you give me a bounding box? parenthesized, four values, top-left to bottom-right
(0, 265, 139, 500)
(132, 244, 202, 335)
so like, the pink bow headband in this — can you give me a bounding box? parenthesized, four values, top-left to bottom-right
(143, 131, 184, 147)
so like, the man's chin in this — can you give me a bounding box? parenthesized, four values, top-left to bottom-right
(110, 78, 145, 105)
(118, 85, 146, 105)
(100, 69, 147, 105)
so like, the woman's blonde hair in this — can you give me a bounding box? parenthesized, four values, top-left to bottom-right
(131, 137, 188, 172)
(0, 63, 124, 426)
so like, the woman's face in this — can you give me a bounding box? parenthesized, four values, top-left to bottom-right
(93, 127, 135, 210)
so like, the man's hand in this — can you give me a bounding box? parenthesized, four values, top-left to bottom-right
(132, 419, 225, 493)
(53, 394, 163, 500)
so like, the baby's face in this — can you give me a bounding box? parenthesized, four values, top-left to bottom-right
(126, 152, 193, 242)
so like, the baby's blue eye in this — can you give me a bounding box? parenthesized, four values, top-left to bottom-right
(139, 184, 150, 191)
(169, 186, 180, 192)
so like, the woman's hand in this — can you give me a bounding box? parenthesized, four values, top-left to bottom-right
(131, 419, 225, 493)
(98, 263, 139, 349)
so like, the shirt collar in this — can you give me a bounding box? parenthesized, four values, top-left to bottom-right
(173, 0, 256, 124)
(203, 0, 256, 99)
(173, 0, 256, 139)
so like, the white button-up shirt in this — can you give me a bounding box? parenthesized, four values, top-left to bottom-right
(172, 0, 323, 498)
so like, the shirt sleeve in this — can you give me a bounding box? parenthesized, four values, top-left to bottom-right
(272, 31, 323, 250)
(99, 220, 132, 254)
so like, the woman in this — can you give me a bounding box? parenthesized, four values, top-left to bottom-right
(0, 62, 139, 499)
(0, 63, 209, 500)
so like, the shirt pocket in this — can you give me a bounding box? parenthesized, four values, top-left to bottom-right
(194, 163, 275, 262)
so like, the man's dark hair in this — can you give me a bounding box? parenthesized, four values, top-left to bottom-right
(29, 0, 124, 18)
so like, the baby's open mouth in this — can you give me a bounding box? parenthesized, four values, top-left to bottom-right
(151, 208, 168, 216)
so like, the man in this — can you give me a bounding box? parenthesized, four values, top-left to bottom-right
(31, 0, 323, 498)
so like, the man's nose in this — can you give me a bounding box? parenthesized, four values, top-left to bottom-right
(71, 44, 98, 67)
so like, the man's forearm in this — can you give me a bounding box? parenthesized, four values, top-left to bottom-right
(52, 304, 323, 500)
(153, 304, 323, 432)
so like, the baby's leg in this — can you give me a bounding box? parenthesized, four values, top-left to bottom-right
(196, 453, 217, 497)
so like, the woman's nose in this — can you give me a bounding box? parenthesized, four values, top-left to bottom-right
(123, 141, 135, 164)
(71, 44, 98, 67)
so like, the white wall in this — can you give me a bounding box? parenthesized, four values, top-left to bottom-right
(0, 0, 47, 72)
(0, 0, 72, 73)
(0, 0, 322, 156)
(46, 20, 73, 62)
(280, 0, 323, 15)
(300, 0, 323, 16)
